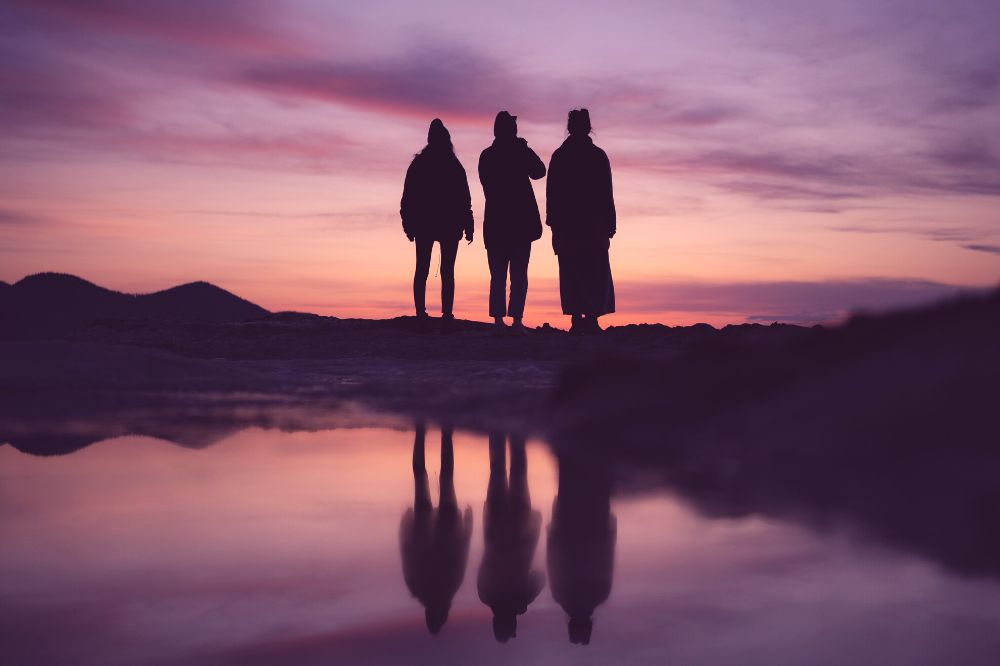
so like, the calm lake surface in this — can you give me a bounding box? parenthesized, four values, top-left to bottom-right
(2, 415, 999, 665)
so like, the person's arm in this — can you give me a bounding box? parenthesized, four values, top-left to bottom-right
(400, 160, 417, 241)
(545, 152, 559, 228)
(603, 151, 616, 238)
(460, 163, 474, 243)
(521, 139, 546, 180)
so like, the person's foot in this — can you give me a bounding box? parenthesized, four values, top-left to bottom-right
(494, 317, 508, 335)
(440, 313, 456, 334)
(584, 316, 603, 334)
(569, 315, 584, 335)
(415, 311, 430, 332)
(510, 319, 528, 335)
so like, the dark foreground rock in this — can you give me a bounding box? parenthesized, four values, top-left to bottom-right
(549, 287, 1000, 579)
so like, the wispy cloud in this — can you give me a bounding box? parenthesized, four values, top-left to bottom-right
(3, 0, 295, 55)
(963, 243, 1000, 255)
(0, 210, 47, 226)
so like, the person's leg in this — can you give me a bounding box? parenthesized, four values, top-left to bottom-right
(487, 246, 509, 324)
(558, 253, 583, 332)
(412, 422, 432, 512)
(439, 237, 459, 317)
(413, 237, 433, 317)
(508, 433, 529, 512)
(508, 243, 530, 330)
(486, 431, 508, 506)
(439, 426, 457, 510)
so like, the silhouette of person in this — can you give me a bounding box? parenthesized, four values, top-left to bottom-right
(546, 109, 616, 334)
(399, 422, 474, 634)
(478, 111, 546, 334)
(477, 431, 545, 641)
(547, 452, 617, 645)
(400, 119, 474, 330)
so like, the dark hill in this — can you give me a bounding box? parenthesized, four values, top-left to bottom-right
(0, 273, 269, 339)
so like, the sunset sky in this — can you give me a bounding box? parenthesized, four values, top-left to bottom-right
(2, 0, 998, 325)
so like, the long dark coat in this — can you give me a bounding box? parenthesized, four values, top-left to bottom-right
(401, 148, 474, 241)
(478, 138, 546, 249)
(546, 135, 616, 254)
(546, 135, 616, 316)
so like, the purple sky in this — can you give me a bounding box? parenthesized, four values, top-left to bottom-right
(1, 0, 998, 324)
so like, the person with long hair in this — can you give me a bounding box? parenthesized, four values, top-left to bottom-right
(400, 119, 474, 330)
(545, 109, 616, 334)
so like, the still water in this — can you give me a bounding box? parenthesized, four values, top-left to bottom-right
(2, 418, 999, 665)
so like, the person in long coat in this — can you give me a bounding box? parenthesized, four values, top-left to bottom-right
(399, 422, 474, 634)
(400, 119, 474, 328)
(477, 431, 545, 641)
(478, 111, 546, 334)
(547, 451, 616, 645)
(545, 109, 616, 334)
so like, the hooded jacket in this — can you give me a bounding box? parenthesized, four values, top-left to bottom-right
(401, 147, 474, 241)
(545, 135, 616, 255)
(478, 138, 546, 249)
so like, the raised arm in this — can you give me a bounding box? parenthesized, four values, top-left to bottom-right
(523, 141, 546, 180)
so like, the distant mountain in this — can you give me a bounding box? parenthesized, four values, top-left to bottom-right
(0, 273, 269, 339)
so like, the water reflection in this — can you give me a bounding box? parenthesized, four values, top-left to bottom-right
(399, 422, 474, 634)
(3, 412, 1000, 664)
(547, 451, 617, 645)
(477, 431, 545, 642)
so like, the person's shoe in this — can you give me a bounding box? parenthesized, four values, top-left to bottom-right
(493, 318, 509, 335)
(569, 315, 584, 335)
(510, 320, 528, 335)
(415, 311, 430, 332)
(584, 316, 603, 334)
(440, 313, 456, 334)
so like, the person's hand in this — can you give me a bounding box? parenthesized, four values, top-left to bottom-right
(465, 230, 474, 244)
(407, 234, 415, 242)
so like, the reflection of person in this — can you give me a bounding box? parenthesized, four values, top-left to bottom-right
(400, 119, 474, 328)
(547, 453, 616, 645)
(399, 423, 474, 634)
(477, 432, 545, 641)
(545, 108, 616, 334)
(478, 111, 547, 334)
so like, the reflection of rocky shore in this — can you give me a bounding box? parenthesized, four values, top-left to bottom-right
(550, 289, 1000, 578)
(0, 391, 371, 457)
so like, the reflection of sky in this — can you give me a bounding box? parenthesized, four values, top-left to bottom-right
(1, 1, 999, 325)
(2, 425, 1000, 665)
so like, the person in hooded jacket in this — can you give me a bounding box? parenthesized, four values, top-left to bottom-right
(477, 431, 545, 642)
(546, 109, 616, 334)
(401, 119, 474, 329)
(478, 111, 546, 334)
